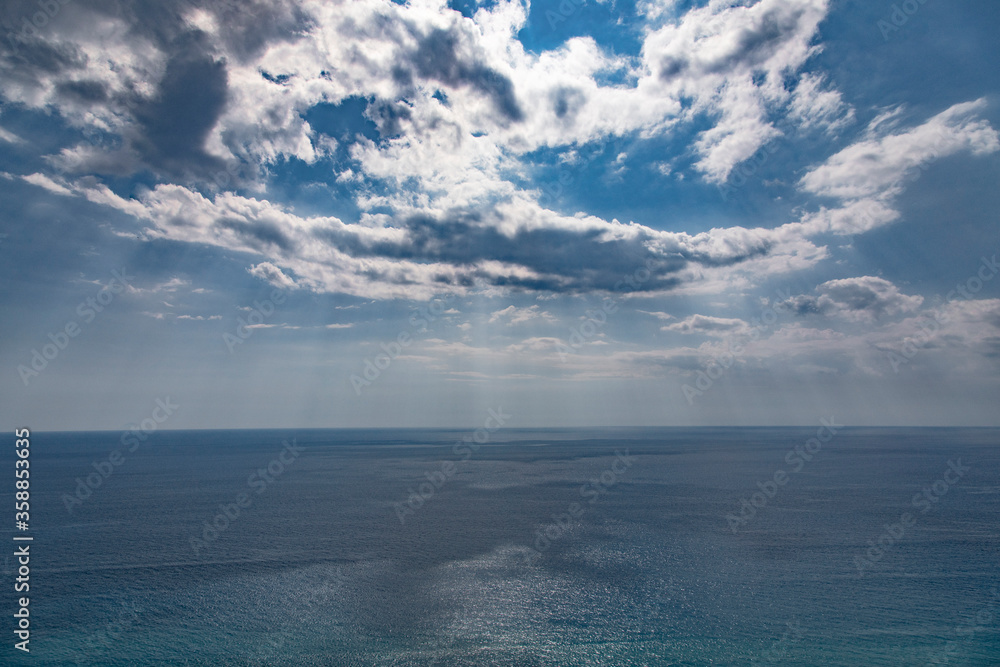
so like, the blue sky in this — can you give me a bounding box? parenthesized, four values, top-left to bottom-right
(1, 0, 998, 429)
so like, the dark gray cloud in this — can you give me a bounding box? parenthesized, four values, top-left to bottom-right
(206, 0, 312, 62)
(311, 211, 770, 294)
(55, 79, 108, 103)
(783, 276, 924, 321)
(365, 99, 413, 139)
(783, 294, 829, 316)
(85, 0, 309, 63)
(131, 31, 229, 177)
(1, 30, 85, 76)
(2, 0, 311, 181)
(550, 86, 586, 121)
(410, 27, 523, 123)
(216, 216, 297, 252)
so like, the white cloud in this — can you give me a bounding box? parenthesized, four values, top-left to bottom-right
(248, 262, 299, 290)
(800, 99, 999, 202)
(877, 298, 1000, 353)
(787, 73, 855, 132)
(0, 126, 22, 143)
(489, 305, 556, 326)
(160, 278, 190, 292)
(22, 173, 74, 196)
(786, 100, 999, 238)
(662, 314, 749, 336)
(640, 0, 832, 181)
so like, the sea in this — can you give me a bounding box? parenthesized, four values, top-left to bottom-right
(4, 427, 999, 665)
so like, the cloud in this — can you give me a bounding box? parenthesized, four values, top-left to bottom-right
(787, 73, 855, 132)
(1, 0, 847, 198)
(662, 314, 749, 336)
(800, 99, 999, 202)
(489, 305, 555, 325)
(3, 0, 992, 308)
(21, 172, 73, 196)
(0, 125, 22, 143)
(159, 278, 190, 292)
(407, 27, 523, 123)
(643, 0, 834, 181)
(787, 100, 999, 238)
(784, 276, 923, 322)
(116, 277, 197, 296)
(129, 32, 229, 178)
(638, 310, 673, 321)
(84, 176, 828, 298)
(248, 262, 299, 290)
(877, 299, 1000, 352)
(1, 0, 314, 179)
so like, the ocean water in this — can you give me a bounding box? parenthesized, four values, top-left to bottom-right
(5, 427, 1000, 665)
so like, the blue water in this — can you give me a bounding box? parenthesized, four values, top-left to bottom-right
(4, 427, 999, 665)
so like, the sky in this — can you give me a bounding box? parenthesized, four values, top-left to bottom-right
(0, 0, 998, 430)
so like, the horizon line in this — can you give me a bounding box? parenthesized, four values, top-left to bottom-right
(10, 424, 1000, 434)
